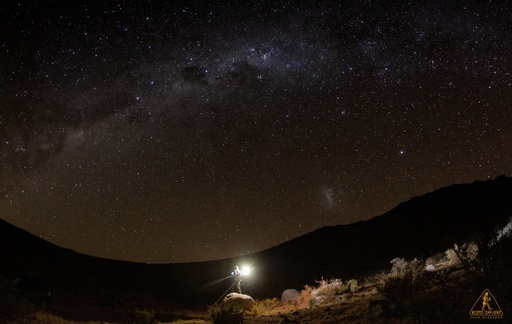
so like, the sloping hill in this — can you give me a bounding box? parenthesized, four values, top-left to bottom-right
(249, 176, 512, 298)
(1, 176, 511, 321)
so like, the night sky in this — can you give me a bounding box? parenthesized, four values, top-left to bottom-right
(1, 0, 511, 263)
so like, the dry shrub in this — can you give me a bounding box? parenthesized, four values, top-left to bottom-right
(377, 258, 432, 317)
(297, 278, 361, 307)
(453, 243, 479, 269)
(207, 303, 222, 318)
(456, 226, 512, 312)
(6, 312, 78, 324)
(364, 271, 387, 287)
(377, 219, 512, 320)
(246, 298, 280, 315)
(347, 279, 359, 293)
(425, 252, 447, 267)
(313, 278, 344, 299)
(299, 285, 314, 308)
(445, 247, 461, 266)
(134, 308, 156, 324)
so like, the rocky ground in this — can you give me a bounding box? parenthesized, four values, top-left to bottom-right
(245, 286, 384, 324)
(168, 260, 498, 324)
(168, 283, 386, 324)
(7, 257, 509, 323)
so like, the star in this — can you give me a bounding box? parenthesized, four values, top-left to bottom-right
(0, 0, 510, 263)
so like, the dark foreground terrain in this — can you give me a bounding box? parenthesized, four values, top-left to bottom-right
(1, 176, 512, 322)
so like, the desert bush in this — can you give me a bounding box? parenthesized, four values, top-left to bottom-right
(378, 218, 512, 320)
(7, 311, 79, 324)
(445, 247, 461, 266)
(485, 232, 512, 313)
(347, 279, 359, 293)
(312, 278, 341, 306)
(364, 271, 387, 287)
(388, 258, 424, 280)
(446, 220, 511, 287)
(436, 222, 512, 317)
(378, 257, 432, 317)
(307, 278, 360, 306)
(246, 298, 280, 315)
(388, 258, 408, 278)
(313, 278, 343, 297)
(455, 222, 512, 312)
(134, 308, 156, 324)
(440, 229, 511, 318)
(496, 219, 512, 241)
(299, 285, 314, 308)
(207, 304, 222, 318)
(425, 252, 447, 266)
(453, 243, 479, 269)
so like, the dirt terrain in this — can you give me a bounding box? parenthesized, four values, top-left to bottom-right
(2, 177, 511, 323)
(245, 286, 383, 324)
(167, 283, 387, 324)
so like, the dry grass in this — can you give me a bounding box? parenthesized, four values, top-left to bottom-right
(5, 312, 97, 324)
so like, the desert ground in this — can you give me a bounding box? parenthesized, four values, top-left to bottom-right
(3, 178, 511, 323)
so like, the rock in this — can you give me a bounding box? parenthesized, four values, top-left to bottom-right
(281, 289, 301, 304)
(220, 293, 255, 313)
(312, 295, 326, 306)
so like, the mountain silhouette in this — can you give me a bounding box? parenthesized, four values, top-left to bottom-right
(1, 176, 511, 321)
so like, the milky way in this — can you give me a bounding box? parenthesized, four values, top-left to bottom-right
(1, 0, 511, 262)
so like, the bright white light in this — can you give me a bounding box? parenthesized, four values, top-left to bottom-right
(241, 266, 251, 276)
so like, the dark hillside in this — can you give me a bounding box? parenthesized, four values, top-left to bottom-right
(248, 176, 512, 297)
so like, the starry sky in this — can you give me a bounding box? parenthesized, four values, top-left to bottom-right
(1, 0, 511, 263)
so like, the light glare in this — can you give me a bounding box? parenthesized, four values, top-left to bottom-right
(242, 266, 251, 276)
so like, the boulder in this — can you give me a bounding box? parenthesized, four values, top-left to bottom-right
(312, 295, 327, 306)
(220, 293, 255, 313)
(281, 289, 300, 304)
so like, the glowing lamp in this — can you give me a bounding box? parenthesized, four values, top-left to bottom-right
(241, 266, 251, 276)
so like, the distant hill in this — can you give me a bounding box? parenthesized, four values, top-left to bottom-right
(251, 176, 512, 296)
(1, 176, 512, 321)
